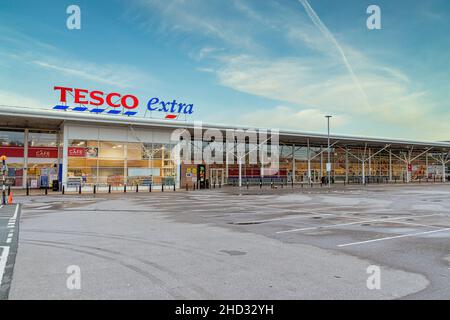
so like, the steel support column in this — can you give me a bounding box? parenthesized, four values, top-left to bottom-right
(238, 157, 242, 187)
(389, 150, 392, 181)
(292, 144, 295, 183)
(307, 139, 311, 183)
(320, 147, 323, 179)
(62, 125, 69, 188)
(345, 147, 349, 183)
(23, 129, 29, 188)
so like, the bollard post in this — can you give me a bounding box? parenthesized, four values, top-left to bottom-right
(173, 183, 176, 191)
(79, 184, 82, 194)
(219, 181, 221, 188)
(108, 185, 111, 193)
(291, 179, 294, 188)
(93, 185, 96, 194)
(136, 184, 139, 193)
(26, 182, 29, 196)
(246, 179, 249, 189)
(260, 179, 262, 189)
(162, 182, 164, 192)
(124, 184, 127, 193)
(149, 183, 152, 192)
(7, 185, 10, 196)
(62, 185, 65, 195)
(45, 185, 48, 195)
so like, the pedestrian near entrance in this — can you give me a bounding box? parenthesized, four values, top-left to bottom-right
(1, 155, 8, 205)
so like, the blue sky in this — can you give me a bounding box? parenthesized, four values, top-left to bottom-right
(0, 0, 449, 140)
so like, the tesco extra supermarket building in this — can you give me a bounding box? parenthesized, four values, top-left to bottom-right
(0, 91, 449, 190)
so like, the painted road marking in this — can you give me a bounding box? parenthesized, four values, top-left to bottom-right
(236, 212, 338, 224)
(12, 204, 19, 219)
(338, 227, 450, 247)
(277, 214, 439, 234)
(6, 205, 19, 229)
(6, 231, 13, 244)
(0, 246, 10, 286)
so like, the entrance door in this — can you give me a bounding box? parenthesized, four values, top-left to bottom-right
(210, 168, 224, 186)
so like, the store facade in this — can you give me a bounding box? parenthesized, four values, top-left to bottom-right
(0, 105, 449, 190)
(63, 123, 177, 188)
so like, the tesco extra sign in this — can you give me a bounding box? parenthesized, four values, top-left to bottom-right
(53, 86, 194, 119)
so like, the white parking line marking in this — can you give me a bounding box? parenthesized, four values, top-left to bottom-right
(277, 214, 439, 234)
(236, 212, 338, 224)
(12, 204, 19, 219)
(338, 228, 450, 247)
(0, 246, 10, 286)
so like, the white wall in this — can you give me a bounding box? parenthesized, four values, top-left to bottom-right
(65, 124, 173, 143)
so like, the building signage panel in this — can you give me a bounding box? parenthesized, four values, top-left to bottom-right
(28, 147, 58, 158)
(52, 86, 194, 119)
(68, 147, 86, 157)
(0, 147, 24, 157)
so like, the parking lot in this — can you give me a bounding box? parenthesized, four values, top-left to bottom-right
(2, 184, 450, 299)
(0, 203, 20, 299)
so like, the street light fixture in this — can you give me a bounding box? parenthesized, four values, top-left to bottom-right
(325, 115, 332, 188)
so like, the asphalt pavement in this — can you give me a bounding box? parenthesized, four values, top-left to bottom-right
(0, 203, 20, 300)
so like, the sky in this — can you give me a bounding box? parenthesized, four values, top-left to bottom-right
(0, 0, 449, 141)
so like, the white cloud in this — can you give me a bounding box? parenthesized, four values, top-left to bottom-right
(0, 27, 157, 91)
(213, 53, 450, 139)
(0, 90, 47, 109)
(239, 106, 347, 132)
(134, 0, 263, 51)
(31, 59, 153, 89)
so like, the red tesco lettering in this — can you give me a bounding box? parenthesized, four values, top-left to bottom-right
(54, 86, 139, 110)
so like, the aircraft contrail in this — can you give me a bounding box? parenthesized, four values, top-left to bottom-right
(298, 0, 372, 112)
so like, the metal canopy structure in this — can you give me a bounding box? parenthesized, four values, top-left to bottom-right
(1, 105, 449, 151)
(0, 105, 449, 187)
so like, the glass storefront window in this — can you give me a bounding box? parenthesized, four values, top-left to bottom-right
(152, 143, 163, 159)
(127, 143, 142, 160)
(29, 132, 57, 147)
(66, 139, 177, 186)
(99, 141, 124, 158)
(70, 140, 87, 147)
(0, 130, 24, 146)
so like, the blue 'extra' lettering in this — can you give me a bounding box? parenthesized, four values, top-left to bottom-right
(147, 97, 159, 111)
(147, 97, 194, 115)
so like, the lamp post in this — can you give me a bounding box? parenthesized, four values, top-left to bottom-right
(325, 115, 332, 188)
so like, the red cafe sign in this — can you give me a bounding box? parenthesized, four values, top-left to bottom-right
(68, 147, 86, 157)
(0, 147, 58, 158)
